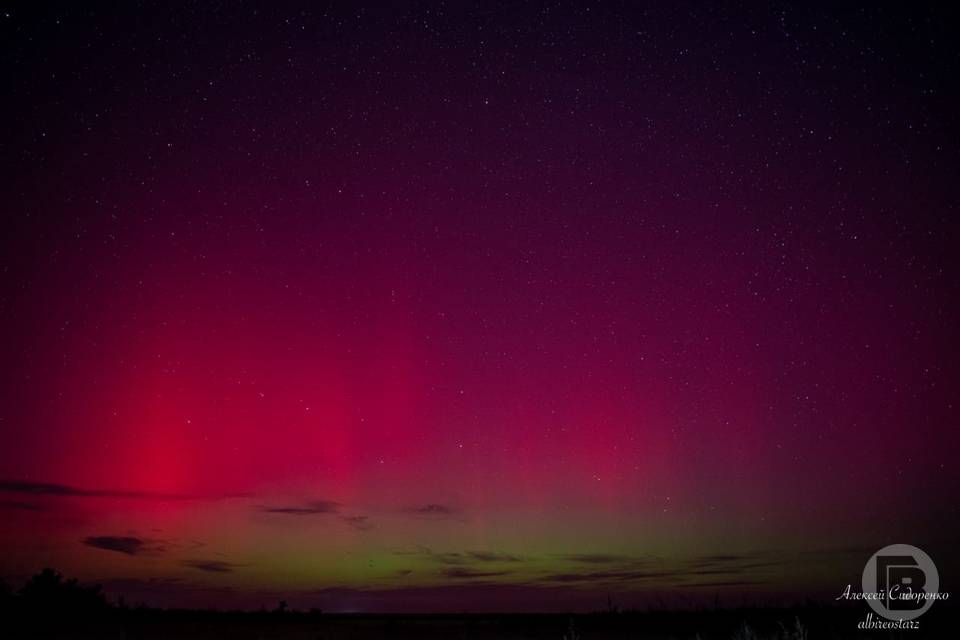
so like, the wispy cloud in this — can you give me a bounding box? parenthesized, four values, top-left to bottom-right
(560, 553, 630, 564)
(443, 567, 511, 579)
(0, 500, 45, 511)
(82, 533, 187, 556)
(404, 503, 462, 518)
(182, 559, 239, 574)
(465, 551, 523, 563)
(83, 536, 148, 556)
(1, 480, 199, 501)
(340, 515, 374, 531)
(543, 568, 679, 583)
(540, 550, 790, 588)
(258, 500, 376, 532)
(397, 546, 522, 566)
(692, 554, 749, 564)
(686, 552, 785, 573)
(259, 500, 340, 515)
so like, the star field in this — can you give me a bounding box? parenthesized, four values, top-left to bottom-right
(0, 2, 958, 611)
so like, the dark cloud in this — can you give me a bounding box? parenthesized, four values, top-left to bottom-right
(0, 500, 44, 511)
(101, 576, 187, 587)
(541, 551, 788, 587)
(686, 553, 785, 574)
(406, 503, 459, 517)
(543, 569, 679, 583)
(400, 546, 520, 565)
(0, 480, 210, 501)
(2, 480, 112, 496)
(82, 534, 182, 556)
(83, 536, 146, 556)
(183, 560, 238, 574)
(1, 480, 192, 500)
(399, 547, 787, 592)
(433, 552, 468, 565)
(340, 515, 374, 531)
(689, 568, 740, 576)
(443, 568, 511, 579)
(694, 554, 748, 563)
(797, 546, 873, 557)
(260, 500, 340, 515)
(723, 561, 783, 571)
(560, 553, 630, 564)
(466, 551, 523, 563)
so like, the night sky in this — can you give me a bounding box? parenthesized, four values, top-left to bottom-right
(1, 2, 958, 612)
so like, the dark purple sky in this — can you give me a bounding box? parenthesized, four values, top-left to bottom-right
(1, 2, 958, 611)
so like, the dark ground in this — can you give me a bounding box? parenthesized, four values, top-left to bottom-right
(3, 605, 958, 640)
(3, 571, 956, 638)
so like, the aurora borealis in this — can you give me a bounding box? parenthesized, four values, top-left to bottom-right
(1, 2, 958, 612)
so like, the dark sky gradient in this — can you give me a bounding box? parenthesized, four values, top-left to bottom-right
(1, 2, 958, 611)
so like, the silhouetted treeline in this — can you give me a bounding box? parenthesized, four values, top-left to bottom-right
(1, 569, 957, 639)
(0, 569, 322, 638)
(2, 568, 109, 615)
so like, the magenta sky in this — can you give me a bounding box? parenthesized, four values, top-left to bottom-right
(1, 2, 958, 611)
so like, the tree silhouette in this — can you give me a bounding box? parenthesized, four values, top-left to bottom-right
(0, 577, 12, 610)
(18, 568, 109, 614)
